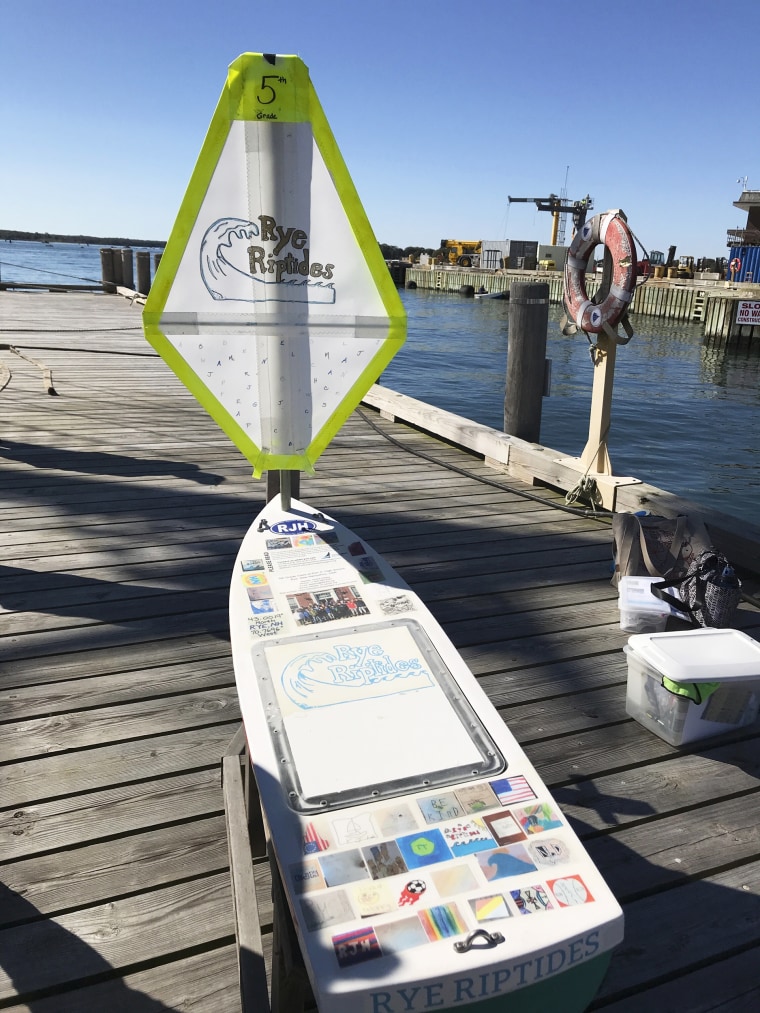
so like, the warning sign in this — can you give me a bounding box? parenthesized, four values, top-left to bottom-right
(736, 301, 760, 325)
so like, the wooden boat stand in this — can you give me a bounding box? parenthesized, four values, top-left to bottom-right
(222, 725, 315, 1012)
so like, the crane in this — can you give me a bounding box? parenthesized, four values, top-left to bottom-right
(507, 194, 594, 245)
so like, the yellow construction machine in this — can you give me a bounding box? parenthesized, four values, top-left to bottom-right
(439, 240, 481, 267)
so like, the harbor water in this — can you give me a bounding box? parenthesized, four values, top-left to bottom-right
(2, 242, 758, 526)
(383, 289, 760, 527)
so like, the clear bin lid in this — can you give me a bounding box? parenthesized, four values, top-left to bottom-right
(628, 628, 760, 683)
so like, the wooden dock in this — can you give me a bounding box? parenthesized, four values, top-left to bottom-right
(2, 291, 760, 1012)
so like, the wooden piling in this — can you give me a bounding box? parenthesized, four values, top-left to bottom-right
(100, 247, 116, 293)
(504, 282, 549, 442)
(136, 251, 151, 295)
(120, 248, 134, 291)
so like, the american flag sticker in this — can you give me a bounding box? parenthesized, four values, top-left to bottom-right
(303, 822, 330, 854)
(489, 775, 536, 808)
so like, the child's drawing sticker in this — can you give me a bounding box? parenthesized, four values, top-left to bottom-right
(333, 926, 382, 968)
(489, 775, 536, 808)
(290, 859, 325, 894)
(332, 813, 376, 847)
(431, 864, 479, 897)
(373, 803, 418, 837)
(514, 802, 563, 836)
(477, 844, 537, 881)
(455, 782, 499, 814)
(352, 880, 396, 918)
(418, 793, 463, 824)
(440, 818, 495, 857)
(300, 889, 354, 931)
(418, 903, 467, 941)
(398, 879, 427, 907)
(510, 885, 554, 915)
(548, 876, 594, 907)
(529, 839, 571, 867)
(482, 810, 526, 846)
(302, 821, 330, 854)
(375, 917, 429, 953)
(396, 830, 452, 869)
(470, 894, 513, 923)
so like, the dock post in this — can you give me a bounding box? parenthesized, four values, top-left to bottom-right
(504, 282, 550, 442)
(111, 248, 124, 288)
(579, 333, 616, 475)
(100, 248, 116, 293)
(120, 248, 134, 291)
(135, 251, 151, 295)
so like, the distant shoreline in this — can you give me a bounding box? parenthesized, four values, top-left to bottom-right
(0, 229, 165, 248)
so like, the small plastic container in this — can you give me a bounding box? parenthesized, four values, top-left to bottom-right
(625, 628, 760, 745)
(618, 576, 682, 634)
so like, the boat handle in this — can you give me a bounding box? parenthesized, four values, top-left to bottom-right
(454, 929, 505, 953)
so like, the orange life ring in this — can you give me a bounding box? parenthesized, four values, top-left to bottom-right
(730, 257, 742, 273)
(563, 211, 637, 334)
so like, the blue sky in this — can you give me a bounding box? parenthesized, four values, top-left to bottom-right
(1, 0, 755, 258)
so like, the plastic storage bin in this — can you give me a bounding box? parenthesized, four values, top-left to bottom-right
(617, 576, 682, 633)
(625, 628, 760, 745)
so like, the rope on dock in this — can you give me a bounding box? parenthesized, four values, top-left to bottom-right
(0, 344, 57, 395)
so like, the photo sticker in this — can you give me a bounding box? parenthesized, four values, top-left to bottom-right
(318, 849, 369, 887)
(362, 841, 408, 879)
(241, 558, 265, 572)
(266, 536, 293, 550)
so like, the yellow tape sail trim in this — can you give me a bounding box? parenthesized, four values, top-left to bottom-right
(143, 53, 406, 476)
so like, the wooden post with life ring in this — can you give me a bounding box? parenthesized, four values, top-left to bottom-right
(560, 209, 641, 503)
(730, 256, 742, 282)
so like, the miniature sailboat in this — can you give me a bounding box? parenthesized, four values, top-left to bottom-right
(143, 51, 623, 1012)
(229, 494, 622, 1012)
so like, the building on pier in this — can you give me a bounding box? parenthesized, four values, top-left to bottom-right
(727, 188, 760, 282)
